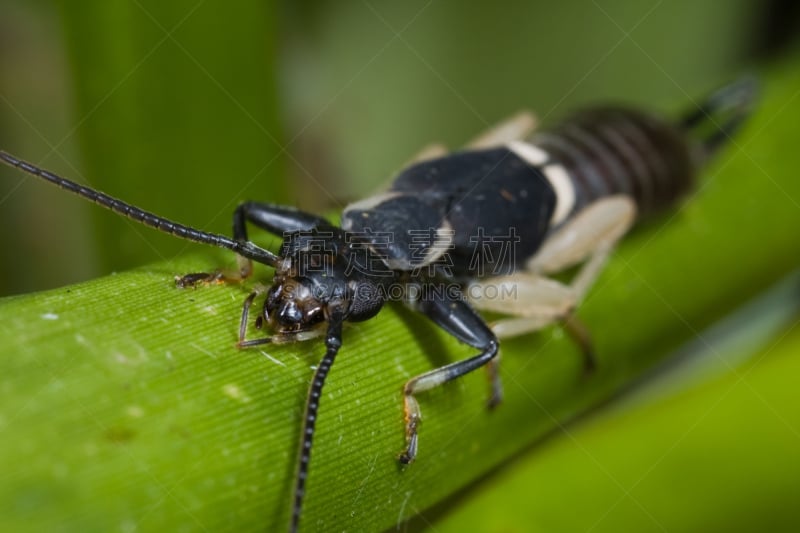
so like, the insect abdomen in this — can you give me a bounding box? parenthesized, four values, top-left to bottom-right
(532, 108, 695, 217)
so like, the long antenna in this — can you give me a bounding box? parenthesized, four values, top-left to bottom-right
(0, 151, 282, 267)
(290, 319, 343, 533)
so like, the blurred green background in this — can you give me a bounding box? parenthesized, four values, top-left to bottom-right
(1, 1, 799, 532)
(1, 0, 794, 296)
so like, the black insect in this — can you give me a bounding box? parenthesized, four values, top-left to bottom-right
(0, 77, 755, 532)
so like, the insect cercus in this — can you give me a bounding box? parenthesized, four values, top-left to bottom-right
(1, 77, 755, 532)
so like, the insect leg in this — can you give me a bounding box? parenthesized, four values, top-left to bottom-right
(470, 271, 596, 371)
(177, 202, 330, 287)
(469, 196, 636, 370)
(233, 201, 330, 239)
(232, 202, 330, 279)
(465, 110, 538, 149)
(468, 271, 589, 362)
(526, 195, 636, 277)
(406, 143, 448, 164)
(400, 289, 498, 464)
(174, 264, 251, 288)
(468, 274, 576, 320)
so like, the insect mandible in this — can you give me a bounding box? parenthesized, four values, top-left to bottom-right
(0, 77, 756, 532)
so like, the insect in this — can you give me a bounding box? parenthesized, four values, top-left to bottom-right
(0, 77, 755, 532)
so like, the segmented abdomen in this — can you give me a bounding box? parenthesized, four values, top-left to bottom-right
(533, 108, 695, 217)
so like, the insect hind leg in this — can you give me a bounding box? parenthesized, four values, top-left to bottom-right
(468, 196, 636, 371)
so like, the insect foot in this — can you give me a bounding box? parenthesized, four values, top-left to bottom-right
(174, 271, 226, 288)
(398, 386, 424, 464)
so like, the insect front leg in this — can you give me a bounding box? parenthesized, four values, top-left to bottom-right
(176, 202, 329, 287)
(400, 286, 498, 464)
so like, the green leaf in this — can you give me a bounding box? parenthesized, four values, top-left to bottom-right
(58, 0, 286, 272)
(1, 49, 799, 533)
(429, 317, 800, 533)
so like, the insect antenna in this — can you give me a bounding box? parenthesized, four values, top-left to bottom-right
(0, 151, 283, 267)
(290, 320, 343, 533)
